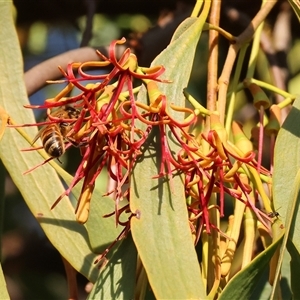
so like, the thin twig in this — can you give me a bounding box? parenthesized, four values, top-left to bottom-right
(24, 47, 103, 96)
(61, 256, 78, 300)
(218, 0, 278, 124)
(206, 0, 221, 294)
(206, 0, 221, 112)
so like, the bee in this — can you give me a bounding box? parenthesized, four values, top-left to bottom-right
(267, 206, 281, 218)
(32, 105, 80, 158)
(268, 211, 280, 218)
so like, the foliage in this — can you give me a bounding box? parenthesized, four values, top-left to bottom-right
(1, 0, 300, 299)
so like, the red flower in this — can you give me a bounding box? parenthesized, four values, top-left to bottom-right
(23, 38, 170, 226)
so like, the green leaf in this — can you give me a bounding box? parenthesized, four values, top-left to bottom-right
(219, 232, 284, 300)
(273, 97, 300, 251)
(248, 250, 292, 300)
(130, 17, 208, 299)
(85, 192, 123, 253)
(155, 17, 204, 114)
(87, 234, 137, 300)
(0, 1, 98, 282)
(273, 96, 300, 297)
(57, 168, 123, 253)
(1, 161, 10, 299)
(0, 264, 9, 300)
(0, 162, 5, 261)
(287, 239, 300, 299)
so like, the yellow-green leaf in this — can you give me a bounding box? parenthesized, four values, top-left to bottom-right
(220, 231, 284, 300)
(130, 16, 208, 299)
(273, 96, 300, 297)
(0, 264, 9, 300)
(87, 234, 137, 299)
(0, 1, 98, 282)
(273, 97, 300, 250)
(57, 168, 122, 253)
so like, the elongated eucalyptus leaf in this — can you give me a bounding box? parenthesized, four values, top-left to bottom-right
(85, 191, 124, 253)
(287, 239, 300, 299)
(273, 97, 300, 251)
(248, 250, 292, 299)
(57, 168, 122, 253)
(0, 161, 5, 258)
(219, 229, 284, 300)
(130, 17, 207, 299)
(0, 162, 6, 297)
(273, 97, 300, 297)
(87, 234, 137, 300)
(0, 264, 9, 300)
(0, 1, 98, 282)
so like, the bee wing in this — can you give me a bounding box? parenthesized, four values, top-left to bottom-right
(31, 127, 45, 146)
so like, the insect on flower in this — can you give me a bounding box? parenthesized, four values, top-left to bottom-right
(267, 206, 281, 218)
(31, 105, 80, 158)
(267, 211, 280, 218)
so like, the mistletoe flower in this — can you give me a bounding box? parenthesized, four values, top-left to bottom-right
(179, 113, 272, 237)
(119, 79, 198, 181)
(23, 38, 171, 226)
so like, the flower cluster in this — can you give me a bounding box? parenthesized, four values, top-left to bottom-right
(25, 38, 178, 227)
(23, 38, 273, 248)
(181, 114, 272, 242)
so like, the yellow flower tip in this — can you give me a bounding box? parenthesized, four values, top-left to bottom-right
(269, 104, 281, 121)
(210, 112, 227, 143)
(146, 80, 158, 91)
(75, 184, 94, 224)
(147, 81, 163, 105)
(248, 84, 271, 110)
(232, 121, 253, 153)
(244, 81, 270, 110)
(123, 53, 138, 72)
(76, 192, 91, 224)
(231, 121, 243, 135)
(239, 172, 249, 185)
(265, 105, 281, 136)
(118, 37, 127, 44)
(85, 83, 98, 90)
(76, 209, 89, 224)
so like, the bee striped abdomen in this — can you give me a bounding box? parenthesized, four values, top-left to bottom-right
(32, 105, 80, 159)
(42, 125, 65, 158)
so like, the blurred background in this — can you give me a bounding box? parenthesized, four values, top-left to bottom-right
(2, 0, 300, 299)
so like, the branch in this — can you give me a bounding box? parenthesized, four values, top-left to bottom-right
(217, 0, 278, 124)
(24, 47, 103, 96)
